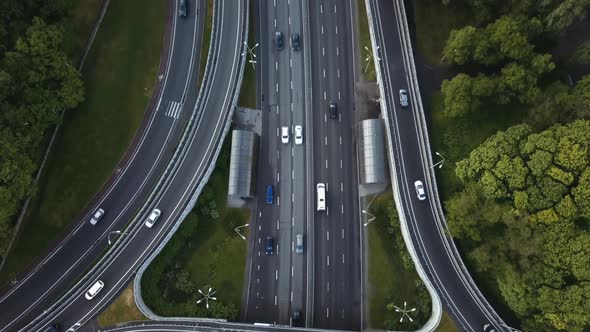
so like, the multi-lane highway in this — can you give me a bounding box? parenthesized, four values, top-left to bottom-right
(368, 0, 506, 331)
(0, 0, 206, 330)
(308, 0, 361, 330)
(244, 0, 309, 326)
(244, 0, 362, 330)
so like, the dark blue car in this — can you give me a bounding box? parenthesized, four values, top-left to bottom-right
(265, 185, 273, 204)
(266, 236, 274, 255)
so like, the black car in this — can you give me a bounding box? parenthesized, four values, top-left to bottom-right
(179, 0, 187, 17)
(329, 102, 337, 119)
(291, 33, 300, 51)
(274, 31, 284, 50)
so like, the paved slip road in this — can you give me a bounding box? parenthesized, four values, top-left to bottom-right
(370, 0, 506, 331)
(0, 0, 205, 330)
(21, 0, 247, 331)
(244, 0, 308, 326)
(308, 0, 361, 330)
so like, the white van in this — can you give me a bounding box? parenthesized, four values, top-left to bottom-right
(316, 183, 326, 211)
(85, 280, 104, 300)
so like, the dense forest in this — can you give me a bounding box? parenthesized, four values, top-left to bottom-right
(0, 1, 84, 255)
(439, 0, 590, 331)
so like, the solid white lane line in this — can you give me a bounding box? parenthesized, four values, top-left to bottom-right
(337, 68, 340, 78)
(341, 204, 344, 214)
(291, 266, 294, 276)
(334, 4, 337, 13)
(320, 4, 323, 13)
(278, 196, 280, 206)
(274, 19, 277, 28)
(275, 296, 278, 306)
(338, 91, 341, 100)
(291, 291, 293, 302)
(323, 68, 326, 78)
(276, 83, 279, 92)
(323, 91, 326, 100)
(291, 216, 294, 227)
(324, 114, 327, 122)
(292, 169, 294, 180)
(336, 25, 339, 35)
(290, 58, 292, 68)
(292, 193, 294, 203)
(337, 47, 339, 56)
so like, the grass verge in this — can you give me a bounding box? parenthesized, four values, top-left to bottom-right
(436, 311, 460, 332)
(98, 282, 146, 327)
(198, 0, 214, 89)
(238, 0, 256, 109)
(65, 0, 104, 64)
(357, 0, 376, 81)
(367, 192, 431, 330)
(413, 0, 474, 65)
(141, 140, 248, 319)
(1, 0, 167, 283)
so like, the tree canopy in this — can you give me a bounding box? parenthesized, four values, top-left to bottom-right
(448, 120, 590, 331)
(0, 4, 83, 255)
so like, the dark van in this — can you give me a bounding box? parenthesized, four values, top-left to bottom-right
(266, 185, 273, 204)
(266, 236, 274, 255)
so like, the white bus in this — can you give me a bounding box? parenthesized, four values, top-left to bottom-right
(317, 183, 326, 211)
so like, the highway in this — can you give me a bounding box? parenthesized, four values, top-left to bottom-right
(0, 0, 206, 330)
(308, 0, 361, 330)
(368, 0, 506, 331)
(244, 0, 309, 326)
(16, 0, 247, 330)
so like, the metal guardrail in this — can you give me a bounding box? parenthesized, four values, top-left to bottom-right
(364, 0, 508, 331)
(363, 0, 442, 331)
(133, 0, 249, 322)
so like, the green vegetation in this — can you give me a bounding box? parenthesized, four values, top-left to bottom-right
(0, 1, 86, 258)
(414, 0, 474, 65)
(417, 1, 590, 331)
(98, 283, 146, 327)
(356, 0, 375, 81)
(436, 311, 460, 332)
(1, 0, 167, 282)
(198, 0, 214, 89)
(141, 141, 248, 319)
(238, 0, 256, 109)
(64, 0, 104, 63)
(367, 192, 430, 330)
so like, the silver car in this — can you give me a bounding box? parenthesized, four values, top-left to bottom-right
(399, 89, 409, 107)
(295, 234, 304, 254)
(89, 208, 105, 225)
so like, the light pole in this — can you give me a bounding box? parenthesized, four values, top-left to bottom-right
(364, 45, 381, 73)
(107, 230, 127, 245)
(197, 287, 217, 309)
(361, 210, 376, 227)
(394, 301, 416, 323)
(242, 42, 259, 69)
(233, 223, 249, 240)
(430, 151, 445, 169)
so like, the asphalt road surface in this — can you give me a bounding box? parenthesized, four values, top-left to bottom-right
(0, 0, 205, 330)
(308, 0, 361, 330)
(370, 0, 505, 331)
(21, 1, 247, 330)
(244, 0, 309, 326)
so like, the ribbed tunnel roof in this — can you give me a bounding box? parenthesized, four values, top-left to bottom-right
(228, 130, 258, 198)
(358, 119, 386, 184)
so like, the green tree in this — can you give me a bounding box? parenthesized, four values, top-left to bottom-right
(572, 41, 590, 64)
(545, 0, 590, 32)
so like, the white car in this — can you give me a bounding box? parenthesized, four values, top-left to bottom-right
(281, 126, 289, 144)
(85, 280, 104, 300)
(89, 208, 105, 225)
(414, 180, 426, 201)
(145, 208, 162, 228)
(294, 125, 303, 145)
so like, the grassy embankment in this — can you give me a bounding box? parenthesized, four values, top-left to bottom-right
(98, 283, 146, 327)
(1, 0, 167, 283)
(357, 0, 376, 81)
(367, 192, 431, 330)
(140, 0, 255, 318)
